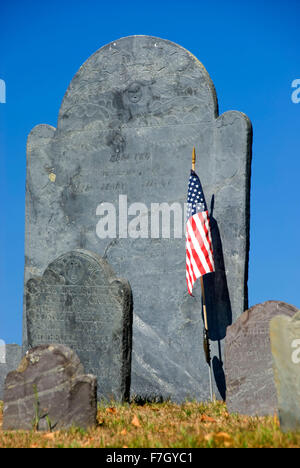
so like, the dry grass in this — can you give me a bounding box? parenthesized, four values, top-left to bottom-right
(0, 400, 300, 448)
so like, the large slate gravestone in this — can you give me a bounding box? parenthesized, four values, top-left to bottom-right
(24, 35, 252, 401)
(225, 301, 298, 416)
(0, 344, 22, 400)
(270, 310, 300, 432)
(3, 344, 97, 431)
(26, 249, 133, 402)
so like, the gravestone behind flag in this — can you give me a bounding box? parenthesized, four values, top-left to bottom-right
(26, 249, 133, 402)
(24, 35, 252, 401)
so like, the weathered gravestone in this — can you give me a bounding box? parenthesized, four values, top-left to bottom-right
(270, 310, 300, 432)
(26, 249, 133, 402)
(24, 35, 252, 401)
(3, 344, 97, 431)
(0, 343, 22, 400)
(225, 301, 298, 416)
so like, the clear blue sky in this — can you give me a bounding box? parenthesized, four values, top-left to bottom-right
(0, 0, 299, 344)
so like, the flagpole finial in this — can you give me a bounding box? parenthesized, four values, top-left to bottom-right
(192, 147, 196, 171)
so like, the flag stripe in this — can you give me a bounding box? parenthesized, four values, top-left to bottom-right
(195, 211, 213, 253)
(193, 213, 214, 272)
(190, 214, 212, 271)
(186, 238, 200, 294)
(185, 170, 215, 295)
(195, 211, 214, 259)
(186, 271, 193, 295)
(187, 219, 210, 274)
(186, 231, 204, 295)
(185, 252, 194, 293)
(186, 245, 201, 291)
(186, 247, 197, 285)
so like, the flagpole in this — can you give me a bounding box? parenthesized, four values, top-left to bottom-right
(200, 276, 214, 402)
(192, 147, 214, 403)
(192, 147, 196, 172)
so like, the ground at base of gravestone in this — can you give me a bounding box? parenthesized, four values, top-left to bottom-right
(0, 400, 299, 448)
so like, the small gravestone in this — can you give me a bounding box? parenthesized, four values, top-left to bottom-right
(270, 310, 300, 432)
(3, 344, 97, 431)
(224, 301, 298, 416)
(0, 344, 22, 400)
(26, 249, 133, 402)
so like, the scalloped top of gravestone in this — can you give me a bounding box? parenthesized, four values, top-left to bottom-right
(3, 344, 97, 431)
(270, 310, 300, 432)
(26, 249, 133, 402)
(224, 301, 298, 416)
(0, 344, 22, 400)
(24, 35, 252, 401)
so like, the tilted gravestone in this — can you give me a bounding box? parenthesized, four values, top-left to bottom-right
(0, 343, 22, 400)
(3, 344, 97, 431)
(26, 249, 133, 402)
(225, 301, 298, 416)
(270, 310, 300, 432)
(24, 35, 252, 401)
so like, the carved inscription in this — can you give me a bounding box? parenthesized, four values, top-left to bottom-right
(58, 40, 213, 132)
(27, 285, 121, 350)
(109, 152, 150, 163)
(26, 250, 133, 401)
(227, 321, 273, 364)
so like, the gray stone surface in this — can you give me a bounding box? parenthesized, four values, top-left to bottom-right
(24, 35, 252, 401)
(26, 249, 132, 402)
(225, 301, 298, 416)
(3, 344, 97, 431)
(270, 310, 300, 432)
(0, 344, 22, 400)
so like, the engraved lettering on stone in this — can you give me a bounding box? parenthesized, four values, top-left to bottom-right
(26, 250, 132, 401)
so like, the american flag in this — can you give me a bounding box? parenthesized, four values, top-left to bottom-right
(186, 170, 214, 295)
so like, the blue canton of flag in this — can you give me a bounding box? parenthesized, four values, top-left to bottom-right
(186, 170, 208, 220)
